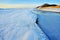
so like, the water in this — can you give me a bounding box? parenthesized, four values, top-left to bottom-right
(0, 8, 49, 40)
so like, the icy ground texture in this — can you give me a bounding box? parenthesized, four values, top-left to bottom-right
(0, 8, 49, 40)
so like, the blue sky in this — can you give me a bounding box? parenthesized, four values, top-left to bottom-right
(0, 0, 60, 8)
(0, 0, 60, 4)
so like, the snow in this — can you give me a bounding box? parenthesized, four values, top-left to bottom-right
(0, 8, 49, 40)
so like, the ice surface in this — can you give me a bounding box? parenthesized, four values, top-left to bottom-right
(34, 9, 60, 40)
(0, 8, 49, 40)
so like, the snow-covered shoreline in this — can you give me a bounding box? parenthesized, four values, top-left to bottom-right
(37, 8, 60, 12)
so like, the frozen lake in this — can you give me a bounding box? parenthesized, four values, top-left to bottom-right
(33, 8, 60, 40)
(0, 8, 49, 40)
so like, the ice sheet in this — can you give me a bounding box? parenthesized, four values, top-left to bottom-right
(0, 8, 49, 40)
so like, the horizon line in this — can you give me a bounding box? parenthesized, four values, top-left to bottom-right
(0, 4, 39, 8)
